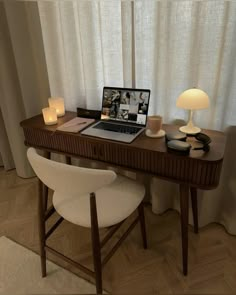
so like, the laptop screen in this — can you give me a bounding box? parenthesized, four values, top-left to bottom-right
(101, 87, 151, 127)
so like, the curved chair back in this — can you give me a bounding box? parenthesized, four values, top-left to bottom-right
(27, 147, 116, 195)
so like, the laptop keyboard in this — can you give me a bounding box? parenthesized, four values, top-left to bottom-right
(94, 122, 142, 134)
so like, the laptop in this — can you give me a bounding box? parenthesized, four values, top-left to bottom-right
(81, 87, 151, 143)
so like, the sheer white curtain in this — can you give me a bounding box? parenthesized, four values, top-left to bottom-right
(0, 1, 236, 233)
(37, 1, 236, 128)
(38, 1, 133, 111)
(134, 1, 236, 129)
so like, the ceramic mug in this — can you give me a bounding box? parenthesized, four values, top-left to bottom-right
(147, 115, 162, 134)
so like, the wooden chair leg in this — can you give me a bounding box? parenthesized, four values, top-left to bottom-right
(190, 187, 199, 234)
(90, 193, 103, 294)
(43, 185, 49, 212)
(138, 202, 147, 249)
(43, 151, 51, 211)
(38, 179, 46, 277)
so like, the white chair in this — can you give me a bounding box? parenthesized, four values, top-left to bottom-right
(27, 147, 147, 294)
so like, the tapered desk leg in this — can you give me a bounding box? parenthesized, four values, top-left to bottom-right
(190, 187, 198, 234)
(65, 156, 71, 165)
(179, 183, 189, 276)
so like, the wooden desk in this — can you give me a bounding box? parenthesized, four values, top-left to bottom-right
(20, 111, 226, 275)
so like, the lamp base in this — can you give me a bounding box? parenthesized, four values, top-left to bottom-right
(179, 125, 201, 135)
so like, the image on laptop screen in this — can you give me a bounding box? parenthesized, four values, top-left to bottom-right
(101, 87, 150, 126)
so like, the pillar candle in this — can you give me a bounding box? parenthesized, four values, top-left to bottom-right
(42, 107, 57, 125)
(48, 97, 65, 117)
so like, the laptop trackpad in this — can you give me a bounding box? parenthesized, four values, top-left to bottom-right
(81, 123, 142, 143)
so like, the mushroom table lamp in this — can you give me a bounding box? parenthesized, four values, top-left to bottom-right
(176, 88, 209, 134)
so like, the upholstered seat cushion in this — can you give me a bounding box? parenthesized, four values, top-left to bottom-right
(53, 175, 145, 228)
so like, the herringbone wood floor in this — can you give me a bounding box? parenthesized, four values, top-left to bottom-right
(1, 167, 236, 294)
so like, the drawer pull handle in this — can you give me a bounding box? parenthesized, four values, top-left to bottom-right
(93, 146, 97, 156)
(99, 148, 103, 158)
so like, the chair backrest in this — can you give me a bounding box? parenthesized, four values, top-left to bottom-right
(27, 148, 117, 195)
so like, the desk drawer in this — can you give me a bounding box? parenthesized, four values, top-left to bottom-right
(23, 128, 106, 160)
(23, 128, 223, 188)
(78, 140, 105, 160)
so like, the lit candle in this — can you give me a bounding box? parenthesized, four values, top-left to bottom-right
(42, 107, 57, 125)
(48, 97, 65, 117)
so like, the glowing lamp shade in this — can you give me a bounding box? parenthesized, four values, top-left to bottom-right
(176, 88, 209, 134)
(42, 107, 57, 125)
(48, 97, 65, 117)
(177, 89, 209, 110)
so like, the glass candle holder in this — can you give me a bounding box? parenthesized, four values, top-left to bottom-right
(42, 107, 57, 125)
(48, 97, 65, 117)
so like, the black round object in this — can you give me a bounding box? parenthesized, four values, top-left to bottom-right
(203, 145, 210, 152)
(167, 140, 191, 155)
(165, 131, 187, 142)
(195, 133, 211, 145)
(167, 140, 191, 151)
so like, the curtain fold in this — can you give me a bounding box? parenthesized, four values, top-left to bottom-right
(0, 2, 29, 177)
(0, 1, 236, 233)
(0, 109, 14, 171)
(0, 1, 50, 177)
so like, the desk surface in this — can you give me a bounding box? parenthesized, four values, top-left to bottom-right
(21, 111, 226, 189)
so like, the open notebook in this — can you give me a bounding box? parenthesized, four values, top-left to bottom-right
(57, 117, 95, 133)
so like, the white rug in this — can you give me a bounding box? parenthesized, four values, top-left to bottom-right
(0, 236, 96, 294)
